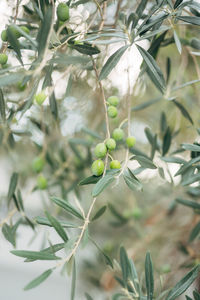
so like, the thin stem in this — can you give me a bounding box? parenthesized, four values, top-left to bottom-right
(119, 118, 128, 129)
(92, 58, 110, 138)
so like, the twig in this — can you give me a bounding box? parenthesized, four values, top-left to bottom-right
(92, 58, 110, 138)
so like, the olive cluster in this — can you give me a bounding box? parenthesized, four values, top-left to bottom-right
(0, 25, 30, 69)
(91, 96, 136, 176)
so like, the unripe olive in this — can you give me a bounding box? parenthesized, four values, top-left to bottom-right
(91, 159, 104, 176)
(126, 136, 136, 148)
(94, 143, 107, 158)
(34, 92, 47, 105)
(161, 264, 171, 274)
(17, 81, 26, 91)
(1, 30, 8, 42)
(105, 138, 116, 151)
(112, 128, 124, 141)
(8, 25, 21, 39)
(108, 106, 118, 118)
(57, 3, 69, 22)
(0, 53, 8, 65)
(107, 96, 119, 107)
(37, 174, 47, 190)
(110, 160, 121, 169)
(20, 26, 30, 35)
(132, 207, 142, 219)
(32, 156, 45, 173)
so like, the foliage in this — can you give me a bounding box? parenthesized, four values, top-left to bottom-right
(0, 0, 200, 299)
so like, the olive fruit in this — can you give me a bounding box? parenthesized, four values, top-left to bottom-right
(57, 3, 69, 22)
(161, 264, 171, 274)
(1, 30, 7, 42)
(112, 128, 124, 141)
(8, 25, 21, 39)
(37, 174, 47, 190)
(91, 159, 104, 176)
(0, 54, 8, 65)
(32, 156, 45, 173)
(110, 160, 121, 169)
(108, 106, 118, 118)
(107, 96, 119, 107)
(34, 92, 47, 105)
(126, 136, 136, 148)
(94, 143, 107, 158)
(132, 207, 142, 219)
(20, 26, 30, 34)
(105, 138, 116, 151)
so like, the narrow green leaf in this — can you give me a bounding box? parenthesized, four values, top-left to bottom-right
(176, 198, 200, 210)
(137, 45, 166, 93)
(85, 293, 93, 300)
(132, 97, 161, 111)
(99, 45, 129, 80)
(175, 156, 200, 176)
(161, 157, 186, 164)
(92, 206, 107, 221)
(51, 197, 84, 219)
(181, 173, 200, 186)
(182, 143, 200, 152)
(133, 155, 157, 169)
(35, 216, 76, 228)
(45, 211, 68, 242)
(7, 26, 23, 65)
(0, 89, 6, 122)
(190, 38, 200, 50)
(174, 0, 183, 9)
(162, 127, 171, 156)
(123, 170, 142, 192)
(172, 79, 200, 92)
(189, 222, 200, 242)
(166, 265, 200, 300)
(11, 250, 61, 260)
(177, 16, 200, 26)
(69, 42, 100, 55)
(2, 223, 16, 247)
(136, 0, 148, 18)
(137, 14, 168, 36)
(79, 175, 100, 186)
(92, 175, 115, 197)
(7, 172, 18, 203)
(49, 92, 58, 120)
(166, 57, 171, 83)
(25, 243, 65, 262)
(17, 189, 24, 211)
(120, 247, 130, 285)
(173, 30, 182, 54)
(24, 269, 53, 290)
(172, 100, 193, 125)
(37, 6, 53, 58)
(145, 252, 154, 300)
(90, 238, 113, 268)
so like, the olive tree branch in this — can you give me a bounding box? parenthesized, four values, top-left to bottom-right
(91, 58, 110, 139)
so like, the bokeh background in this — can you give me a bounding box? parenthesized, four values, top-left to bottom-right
(0, 1, 200, 299)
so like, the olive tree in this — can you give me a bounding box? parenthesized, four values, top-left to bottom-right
(0, 0, 200, 299)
